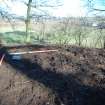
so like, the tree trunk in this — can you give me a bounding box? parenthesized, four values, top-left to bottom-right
(103, 36, 105, 48)
(25, 0, 32, 43)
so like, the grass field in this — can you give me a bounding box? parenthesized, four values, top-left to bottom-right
(0, 22, 105, 48)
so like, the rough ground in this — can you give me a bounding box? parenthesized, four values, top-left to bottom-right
(0, 45, 105, 105)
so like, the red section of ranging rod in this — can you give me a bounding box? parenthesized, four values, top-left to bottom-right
(0, 54, 5, 66)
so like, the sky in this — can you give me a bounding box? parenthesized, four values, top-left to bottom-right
(52, 0, 86, 17)
(1, 0, 104, 17)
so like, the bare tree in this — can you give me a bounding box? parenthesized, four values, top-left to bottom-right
(84, 0, 105, 48)
(25, 0, 32, 42)
(0, 0, 63, 43)
(24, 0, 63, 43)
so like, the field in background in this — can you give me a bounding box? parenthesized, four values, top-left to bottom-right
(0, 20, 105, 48)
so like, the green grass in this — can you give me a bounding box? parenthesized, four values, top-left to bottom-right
(0, 25, 105, 48)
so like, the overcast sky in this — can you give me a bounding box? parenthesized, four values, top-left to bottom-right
(53, 0, 86, 17)
(0, 0, 87, 17)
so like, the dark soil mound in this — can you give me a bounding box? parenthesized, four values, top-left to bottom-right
(0, 45, 105, 105)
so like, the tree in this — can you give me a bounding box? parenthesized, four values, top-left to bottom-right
(87, 0, 105, 11)
(0, 0, 16, 44)
(24, 0, 63, 43)
(84, 0, 105, 48)
(25, 0, 32, 42)
(0, 0, 63, 43)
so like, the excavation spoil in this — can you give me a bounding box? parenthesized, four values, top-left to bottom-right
(0, 45, 105, 105)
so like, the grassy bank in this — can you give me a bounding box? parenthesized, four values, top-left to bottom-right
(0, 24, 105, 48)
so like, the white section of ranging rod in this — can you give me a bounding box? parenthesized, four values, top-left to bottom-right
(9, 50, 58, 55)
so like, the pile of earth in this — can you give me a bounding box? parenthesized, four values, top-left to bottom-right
(0, 45, 105, 105)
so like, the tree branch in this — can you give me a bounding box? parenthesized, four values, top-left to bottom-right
(93, 8, 105, 11)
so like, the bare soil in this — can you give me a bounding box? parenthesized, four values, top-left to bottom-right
(0, 45, 105, 105)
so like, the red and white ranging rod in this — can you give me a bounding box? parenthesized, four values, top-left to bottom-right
(9, 49, 58, 55)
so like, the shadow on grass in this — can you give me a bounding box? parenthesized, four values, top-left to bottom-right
(0, 31, 49, 44)
(0, 47, 105, 105)
(5, 31, 26, 36)
(3, 31, 36, 36)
